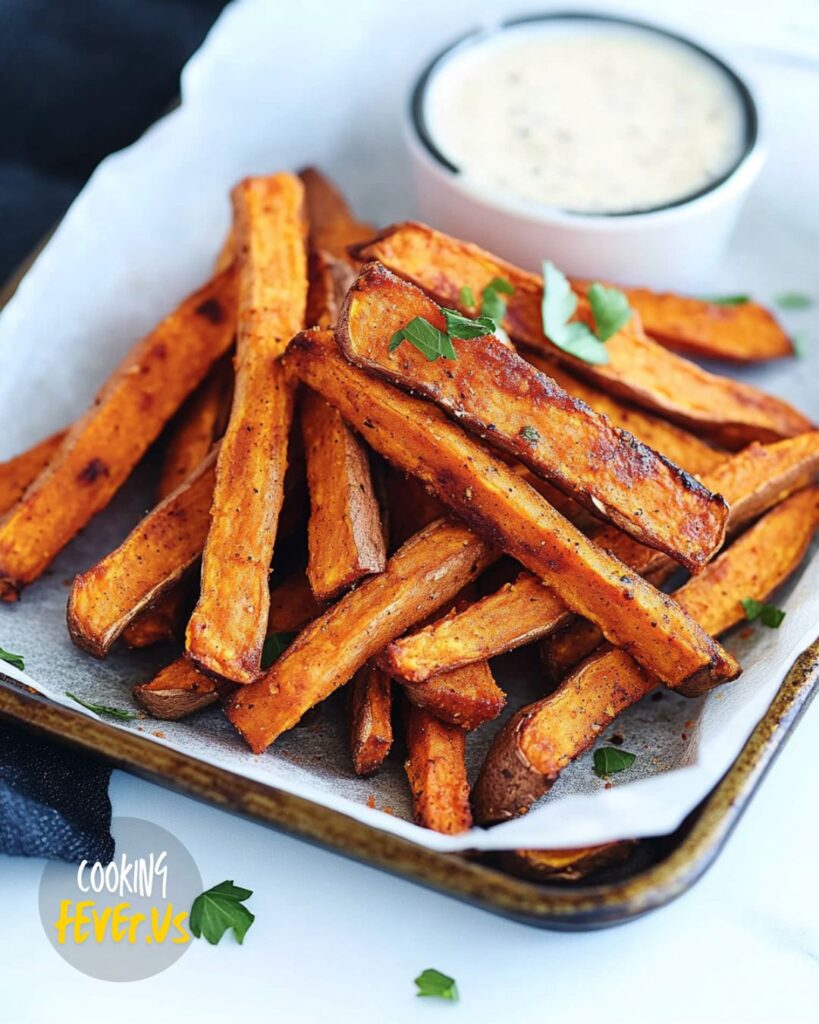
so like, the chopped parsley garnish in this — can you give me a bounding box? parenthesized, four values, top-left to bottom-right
(261, 631, 297, 669)
(593, 746, 636, 778)
(0, 646, 25, 672)
(519, 425, 540, 443)
(741, 598, 786, 629)
(459, 285, 476, 309)
(415, 968, 458, 1001)
(190, 881, 255, 945)
(775, 292, 812, 311)
(389, 317, 457, 361)
(66, 692, 138, 720)
(542, 262, 632, 365)
(700, 294, 751, 306)
(792, 332, 808, 358)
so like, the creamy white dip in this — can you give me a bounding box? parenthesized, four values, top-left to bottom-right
(424, 22, 747, 214)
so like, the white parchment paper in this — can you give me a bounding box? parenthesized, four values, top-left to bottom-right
(0, 0, 817, 852)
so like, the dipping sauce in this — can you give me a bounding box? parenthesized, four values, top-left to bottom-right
(424, 21, 748, 214)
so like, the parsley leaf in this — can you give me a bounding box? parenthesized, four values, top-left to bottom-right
(700, 294, 750, 306)
(481, 276, 515, 326)
(441, 308, 497, 340)
(261, 631, 296, 670)
(593, 747, 636, 778)
(519, 425, 540, 443)
(775, 292, 812, 311)
(389, 317, 457, 361)
(741, 598, 786, 629)
(542, 261, 628, 365)
(189, 880, 255, 945)
(415, 968, 458, 1001)
(588, 282, 633, 341)
(0, 646, 25, 672)
(459, 285, 476, 309)
(792, 332, 808, 358)
(66, 692, 137, 720)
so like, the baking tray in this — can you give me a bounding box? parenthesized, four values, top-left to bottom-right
(1, 240, 818, 930)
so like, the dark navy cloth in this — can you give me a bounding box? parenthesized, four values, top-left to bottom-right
(0, 0, 226, 861)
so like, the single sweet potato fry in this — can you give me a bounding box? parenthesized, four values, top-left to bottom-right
(284, 329, 737, 691)
(401, 659, 505, 731)
(340, 262, 728, 572)
(499, 842, 635, 882)
(473, 486, 819, 823)
(187, 173, 307, 684)
(302, 388, 386, 601)
(0, 429, 68, 514)
(0, 266, 237, 600)
(623, 288, 793, 362)
(299, 167, 375, 262)
(352, 223, 812, 447)
(348, 663, 393, 776)
(157, 357, 232, 499)
(384, 575, 569, 683)
(390, 431, 819, 682)
(121, 359, 234, 648)
(134, 569, 320, 722)
(225, 518, 495, 752)
(404, 702, 472, 834)
(68, 450, 217, 658)
(133, 660, 221, 720)
(524, 355, 725, 476)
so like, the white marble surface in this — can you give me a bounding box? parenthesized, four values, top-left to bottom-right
(2, 0, 819, 1020)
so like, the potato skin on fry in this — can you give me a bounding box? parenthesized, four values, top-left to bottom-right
(404, 703, 472, 834)
(526, 356, 725, 477)
(133, 659, 220, 720)
(284, 330, 738, 691)
(0, 428, 67, 514)
(340, 262, 728, 572)
(348, 663, 393, 777)
(353, 222, 812, 447)
(225, 518, 494, 753)
(187, 173, 307, 684)
(0, 266, 237, 600)
(68, 451, 217, 658)
(474, 487, 819, 824)
(301, 388, 386, 602)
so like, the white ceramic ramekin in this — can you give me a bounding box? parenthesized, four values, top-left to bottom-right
(406, 13, 764, 292)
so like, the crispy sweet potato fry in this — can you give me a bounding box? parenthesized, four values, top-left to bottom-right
(540, 431, 819, 678)
(499, 842, 635, 882)
(299, 167, 375, 262)
(133, 568, 320, 721)
(348, 663, 393, 777)
(186, 173, 307, 684)
(301, 388, 386, 602)
(122, 359, 234, 648)
(340, 263, 727, 572)
(525, 355, 725, 476)
(225, 518, 495, 752)
(0, 266, 237, 600)
(473, 486, 819, 823)
(623, 288, 793, 362)
(133, 660, 220, 720)
(157, 357, 232, 499)
(401, 659, 505, 730)
(68, 451, 217, 658)
(0, 429, 68, 514)
(404, 703, 472, 834)
(285, 329, 737, 691)
(388, 432, 819, 681)
(352, 223, 812, 447)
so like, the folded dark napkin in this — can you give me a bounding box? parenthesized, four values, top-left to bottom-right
(0, 0, 226, 860)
